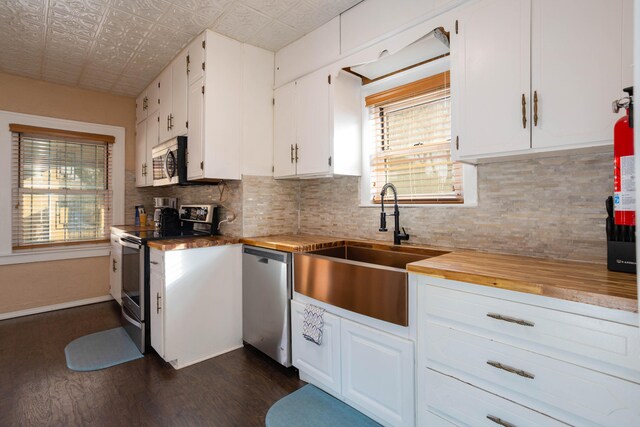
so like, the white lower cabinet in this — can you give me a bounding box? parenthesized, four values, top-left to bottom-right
(291, 299, 414, 427)
(415, 275, 640, 427)
(291, 300, 342, 396)
(109, 233, 122, 304)
(149, 244, 242, 369)
(341, 318, 414, 427)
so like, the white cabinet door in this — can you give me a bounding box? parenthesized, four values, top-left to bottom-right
(531, 0, 624, 149)
(158, 66, 173, 143)
(149, 257, 164, 358)
(291, 300, 342, 397)
(341, 318, 414, 427)
(147, 78, 160, 114)
(172, 50, 188, 137)
(135, 120, 148, 187)
(188, 34, 205, 86)
(273, 81, 297, 178)
(109, 235, 122, 304)
(295, 69, 331, 176)
(136, 91, 147, 124)
(453, 0, 531, 159)
(146, 110, 158, 180)
(187, 81, 204, 180)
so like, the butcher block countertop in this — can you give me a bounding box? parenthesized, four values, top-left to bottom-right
(241, 234, 637, 313)
(147, 236, 239, 251)
(239, 234, 345, 252)
(407, 251, 638, 313)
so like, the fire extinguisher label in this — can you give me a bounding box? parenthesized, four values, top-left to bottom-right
(615, 155, 635, 212)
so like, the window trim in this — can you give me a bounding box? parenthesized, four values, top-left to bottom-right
(0, 110, 125, 264)
(359, 57, 477, 208)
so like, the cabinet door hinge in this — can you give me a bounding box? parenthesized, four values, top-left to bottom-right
(157, 116, 160, 122)
(328, 74, 331, 84)
(202, 40, 205, 49)
(272, 165, 274, 173)
(200, 161, 204, 170)
(456, 136, 459, 150)
(328, 156, 332, 166)
(202, 62, 205, 70)
(201, 86, 205, 94)
(272, 98, 275, 105)
(158, 82, 160, 88)
(186, 120, 189, 129)
(455, 20, 459, 34)
(186, 54, 190, 74)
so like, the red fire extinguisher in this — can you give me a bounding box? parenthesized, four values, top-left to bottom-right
(613, 87, 634, 226)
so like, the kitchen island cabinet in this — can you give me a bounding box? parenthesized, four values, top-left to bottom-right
(149, 244, 242, 369)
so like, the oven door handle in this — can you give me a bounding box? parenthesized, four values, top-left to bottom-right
(122, 309, 142, 328)
(119, 237, 142, 250)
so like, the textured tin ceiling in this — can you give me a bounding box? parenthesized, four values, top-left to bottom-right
(0, 0, 360, 96)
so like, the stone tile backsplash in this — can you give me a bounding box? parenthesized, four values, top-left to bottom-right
(125, 151, 612, 263)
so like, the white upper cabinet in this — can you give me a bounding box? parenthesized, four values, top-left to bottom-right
(158, 49, 189, 144)
(530, 0, 625, 150)
(273, 68, 361, 179)
(452, 0, 630, 163)
(187, 30, 242, 181)
(135, 109, 158, 187)
(452, 0, 531, 159)
(135, 78, 159, 125)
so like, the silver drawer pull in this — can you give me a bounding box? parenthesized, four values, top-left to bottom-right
(487, 313, 534, 327)
(487, 414, 517, 427)
(487, 360, 535, 379)
(150, 261, 159, 265)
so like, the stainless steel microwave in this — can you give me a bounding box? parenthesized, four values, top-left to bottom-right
(152, 136, 187, 186)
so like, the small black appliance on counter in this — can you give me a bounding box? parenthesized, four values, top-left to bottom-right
(606, 196, 636, 273)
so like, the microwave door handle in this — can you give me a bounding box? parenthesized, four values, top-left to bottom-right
(164, 148, 172, 179)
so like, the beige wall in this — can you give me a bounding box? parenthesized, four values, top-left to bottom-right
(0, 71, 135, 315)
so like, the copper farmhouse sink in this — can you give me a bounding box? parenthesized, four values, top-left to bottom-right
(294, 242, 449, 326)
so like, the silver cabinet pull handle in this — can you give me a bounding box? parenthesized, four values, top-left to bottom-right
(156, 292, 161, 314)
(533, 90, 539, 126)
(487, 360, 534, 379)
(487, 415, 517, 427)
(149, 261, 159, 265)
(295, 143, 299, 162)
(112, 259, 117, 272)
(486, 313, 534, 327)
(290, 144, 294, 163)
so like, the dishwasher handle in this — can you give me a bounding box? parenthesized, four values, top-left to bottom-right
(243, 246, 288, 263)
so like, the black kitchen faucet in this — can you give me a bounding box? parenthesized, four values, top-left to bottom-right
(379, 183, 410, 245)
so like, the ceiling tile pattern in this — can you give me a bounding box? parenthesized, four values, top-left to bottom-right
(0, 0, 361, 97)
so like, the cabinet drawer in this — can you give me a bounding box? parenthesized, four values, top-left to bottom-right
(422, 284, 640, 381)
(425, 322, 640, 426)
(291, 300, 342, 397)
(422, 369, 567, 427)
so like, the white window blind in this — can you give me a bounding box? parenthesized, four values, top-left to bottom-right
(367, 71, 462, 204)
(10, 125, 113, 250)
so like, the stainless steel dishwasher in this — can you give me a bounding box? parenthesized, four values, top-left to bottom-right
(242, 245, 292, 367)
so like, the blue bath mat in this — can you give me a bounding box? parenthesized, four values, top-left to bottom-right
(64, 327, 143, 371)
(266, 384, 380, 427)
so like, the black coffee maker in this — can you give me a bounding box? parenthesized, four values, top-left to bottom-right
(158, 208, 180, 233)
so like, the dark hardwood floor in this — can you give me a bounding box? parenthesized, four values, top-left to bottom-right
(0, 301, 304, 426)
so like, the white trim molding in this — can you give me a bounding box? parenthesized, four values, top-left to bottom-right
(0, 295, 114, 321)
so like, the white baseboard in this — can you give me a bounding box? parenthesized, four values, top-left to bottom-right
(0, 295, 115, 321)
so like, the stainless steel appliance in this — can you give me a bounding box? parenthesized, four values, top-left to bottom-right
(152, 136, 186, 186)
(118, 203, 219, 353)
(153, 197, 177, 228)
(242, 246, 292, 367)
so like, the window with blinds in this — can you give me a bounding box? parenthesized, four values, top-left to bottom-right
(10, 124, 114, 250)
(366, 71, 462, 204)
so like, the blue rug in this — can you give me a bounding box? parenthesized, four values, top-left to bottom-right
(266, 385, 380, 427)
(64, 327, 143, 371)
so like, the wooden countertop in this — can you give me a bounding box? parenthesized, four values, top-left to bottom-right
(239, 234, 345, 252)
(407, 251, 638, 313)
(147, 236, 239, 251)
